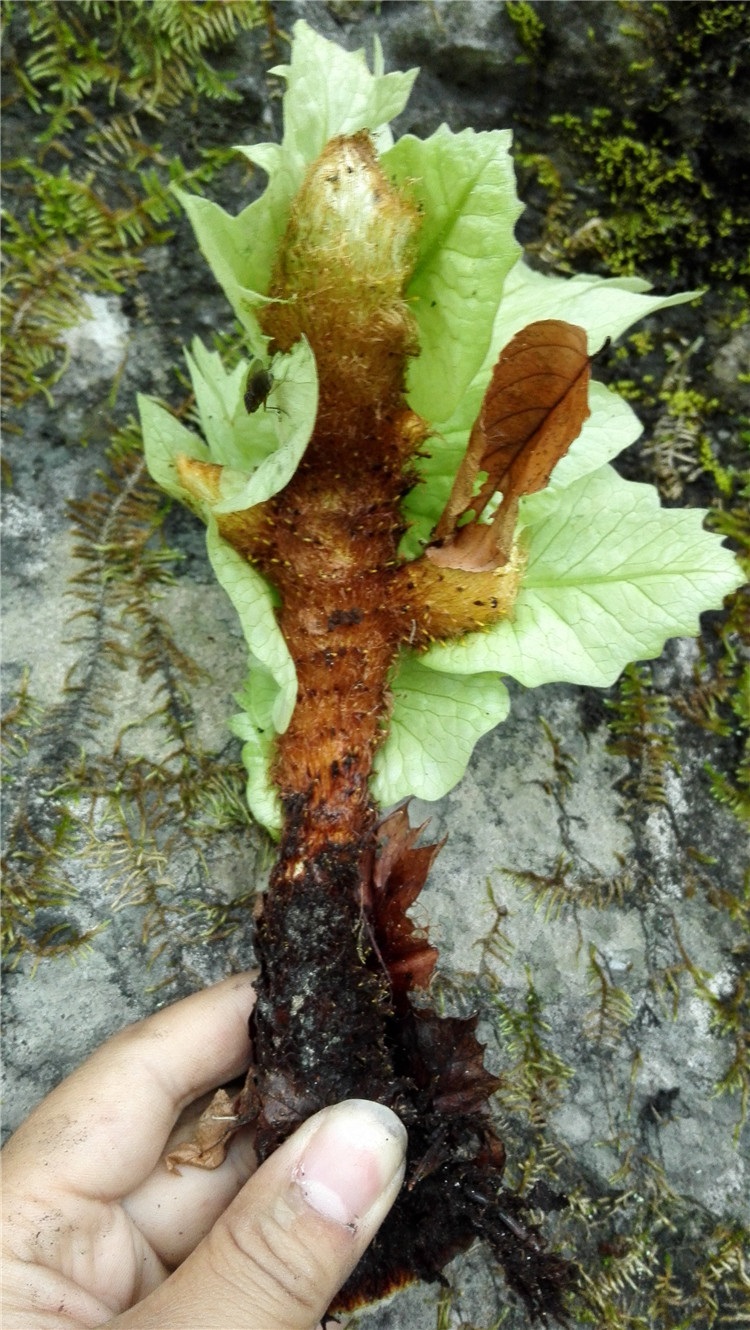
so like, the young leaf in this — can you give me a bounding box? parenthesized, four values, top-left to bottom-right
(141, 338, 318, 520)
(384, 126, 522, 424)
(230, 669, 284, 836)
(184, 339, 278, 472)
(428, 320, 591, 571)
(269, 22, 418, 168)
(492, 260, 700, 358)
(210, 338, 318, 514)
(175, 22, 417, 345)
(138, 393, 210, 514)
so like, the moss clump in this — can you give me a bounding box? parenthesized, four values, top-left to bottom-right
(550, 109, 713, 279)
(8, 0, 261, 135)
(1, 415, 261, 970)
(687, 466, 750, 829)
(505, 0, 546, 60)
(1, 0, 262, 411)
(605, 662, 680, 806)
(532, 3, 750, 296)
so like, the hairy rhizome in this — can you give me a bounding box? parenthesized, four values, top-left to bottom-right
(140, 23, 742, 1320)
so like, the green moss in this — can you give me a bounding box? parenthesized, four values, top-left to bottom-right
(641, 386, 714, 498)
(1, 0, 262, 410)
(1, 405, 266, 973)
(671, 907, 750, 1133)
(533, 4, 750, 297)
(605, 341, 749, 830)
(583, 943, 634, 1048)
(565, 1179, 750, 1327)
(505, 1, 545, 60)
(551, 106, 747, 284)
(488, 971, 573, 1190)
(538, 717, 576, 801)
(16, 0, 260, 134)
(605, 663, 680, 805)
(679, 445, 750, 827)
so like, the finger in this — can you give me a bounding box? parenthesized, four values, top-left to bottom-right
(3, 973, 256, 1199)
(113, 1099, 407, 1330)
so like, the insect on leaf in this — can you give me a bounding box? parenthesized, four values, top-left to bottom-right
(244, 363, 275, 414)
(429, 320, 591, 571)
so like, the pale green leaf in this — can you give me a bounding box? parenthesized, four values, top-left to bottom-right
(423, 467, 743, 688)
(173, 188, 275, 346)
(385, 126, 522, 423)
(541, 380, 644, 493)
(142, 340, 317, 519)
(230, 670, 283, 836)
(397, 263, 698, 558)
(492, 261, 700, 358)
(184, 339, 277, 471)
(206, 522, 296, 732)
(138, 393, 210, 516)
(371, 655, 510, 806)
(272, 20, 418, 168)
(212, 338, 318, 513)
(399, 380, 641, 559)
(399, 439, 467, 561)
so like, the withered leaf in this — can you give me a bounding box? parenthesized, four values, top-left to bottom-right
(429, 319, 591, 572)
(165, 1087, 238, 1173)
(365, 807, 443, 999)
(410, 1011, 502, 1116)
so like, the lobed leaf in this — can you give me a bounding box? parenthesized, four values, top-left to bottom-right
(371, 656, 510, 807)
(423, 466, 744, 688)
(385, 126, 522, 423)
(400, 380, 644, 560)
(492, 261, 700, 359)
(230, 669, 284, 835)
(138, 393, 210, 514)
(140, 338, 317, 518)
(399, 259, 696, 560)
(211, 339, 318, 513)
(270, 23, 417, 168)
(184, 339, 278, 471)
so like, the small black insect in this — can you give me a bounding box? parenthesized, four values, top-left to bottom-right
(244, 364, 275, 414)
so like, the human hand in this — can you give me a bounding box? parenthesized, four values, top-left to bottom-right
(1, 973, 407, 1329)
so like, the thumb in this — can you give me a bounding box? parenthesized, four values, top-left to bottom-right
(117, 1099, 407, 1330)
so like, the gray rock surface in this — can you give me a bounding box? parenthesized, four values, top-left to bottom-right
(3, 3, 748, 1327)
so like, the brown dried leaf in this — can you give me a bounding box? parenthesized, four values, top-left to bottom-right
(429, 319, 591, 571)
(365, 808, 443, 998)
(165, 1088, 237, 1173)
(411, 1011, 502, 1116)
